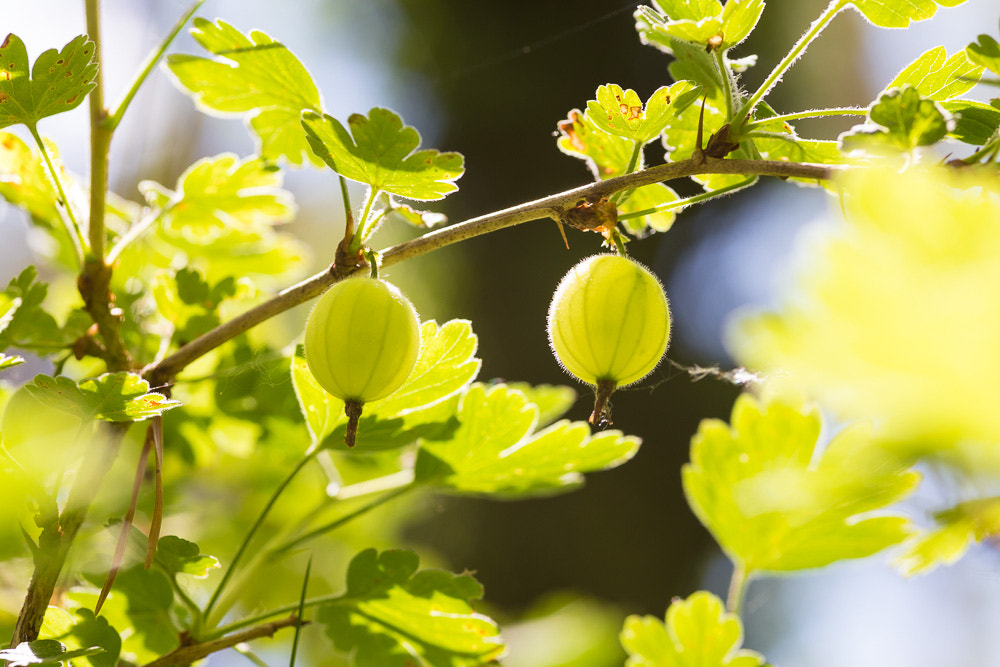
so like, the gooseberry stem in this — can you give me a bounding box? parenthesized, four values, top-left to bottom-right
(590, 379, 618, 427)
(344, 400, 364, 448)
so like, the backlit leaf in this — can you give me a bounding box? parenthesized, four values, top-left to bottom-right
(967, 31, 1000, 76)
(166, 18, 322, 165)
(941, 100, 1000, 145)
(896, 497, 1000, 576)
(0, 266, 89, 355)
(840, 86, 950, 153)
(0, 131, 61, 227)
(557, 108, 633, 178)
(302, 107, 464, 200)
(417, 384, 640, 498)
(318, 548, 503, 666)
(621, 591, 764, 667)
(26, 372, 181, 422)
(729, 167, 1000, 460)
(139, 154, 295, 244)
(293, 320, 480, 449)
(154, 536, 220, 578)
(848, 0, 969, 29)
(0, 34, 98, 129)
(70, 565, 178, 663)
(587, 82, 697, 145)
(684, 394, 917, 573)
(720, 0, 766, 48)
(634, 2, 723, 48)
(886, 46, 983, 100)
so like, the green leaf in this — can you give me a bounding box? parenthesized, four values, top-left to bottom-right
(557, 108, 634, 178)
(620, 591, 764, 667)
(634, 2, 723, 47)
(66, 610, 122, 667)
(139, 154, 295, 244)
(0, 351, 24, 371)
(0, 640, 103, 666)
(71, 565, 179, 662)
(619, 183, 682, 234)
(684, 393, 917, 574)
(840, 86, 950, 153)
(968, 32, 1000, 76)
(587, 82, 696, 145)
(0, 34, 98, 130)
(848, 0, 969, 29)
(417, 384, 640, 498)
(302, 108, 464, 201)
(293, 320, 480, 448)
(319, 548, 504, 666)
(0, 131, 62, 227)
(0, 266, 89, 355)
(367, 319, 481, 418)
(886, 46, 983, 101)
(503, 382, 576, 428)
(26, 372, 182, 422)
(165, 18, 322, 165)
(896, 497, 1000, 576)
(720, 0, 766, 48)
(292, 343, 344, 444)
(941, 100, 1000, 145)
(154, 535, 220, 578)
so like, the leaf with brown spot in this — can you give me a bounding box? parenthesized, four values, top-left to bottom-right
(0, 34, 98, 130)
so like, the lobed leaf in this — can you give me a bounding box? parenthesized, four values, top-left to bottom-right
(368, 319, 480, 417)
(139, 153, 296, 244)
(0, 266, 89, 356)
(720, 0, 766, 49)
(729, 166, 1000, 456)
(302, 107, 464, 201)
(684, 394, 917, 574)
(886, 46, 983, 101)
(417, 384, 640, 498)
(587, 81, 698, 145)
(0, 131, 61, 227)
(26, 372, 181, 422)
(941, 100, 1000, 145)
(848, 0, 969, 29)
(896, 497, 1000, 576)
(0, 34, 98, 130)
(557, 108, 633, 178)
(635, 3, 723, 47)
(620, 591, 764, 667)
(154, 535, 220, 578)
(968, 31, 1000, 76)
(292, 320, 480, 449)
(165, 18, 322, 165)
(70, 565, 179, 663)
(840, 86, 950, 154)
(0, 351, 25, 371)
(319, 548, 503, 666)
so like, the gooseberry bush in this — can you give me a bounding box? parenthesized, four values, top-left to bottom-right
(1, 0, 999, 665)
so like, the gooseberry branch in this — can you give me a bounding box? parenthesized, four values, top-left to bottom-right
(142, 156, 840, 387)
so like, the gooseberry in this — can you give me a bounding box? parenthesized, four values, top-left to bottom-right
(546, 254, 671, 425)
(304, 277, 421, 447)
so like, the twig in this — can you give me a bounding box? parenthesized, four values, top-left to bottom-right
(140, 616, 303, 667)
(143, 156, 840, 386)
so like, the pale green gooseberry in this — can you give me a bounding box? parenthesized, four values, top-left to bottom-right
(547, 254, 671, 425)
(304, 277, 420, 446)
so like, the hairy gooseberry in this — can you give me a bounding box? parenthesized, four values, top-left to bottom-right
(547, 254, 671, 425)
(305, 277, 421, 447)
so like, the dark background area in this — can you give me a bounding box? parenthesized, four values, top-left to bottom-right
(362, 0, 864, 615)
